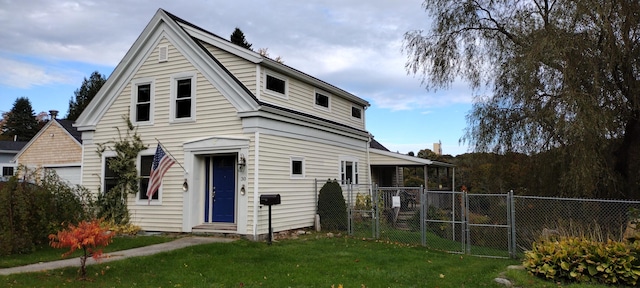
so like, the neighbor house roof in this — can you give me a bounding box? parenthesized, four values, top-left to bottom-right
(12, 119, 82, 162)
(0, 141, 28, 153)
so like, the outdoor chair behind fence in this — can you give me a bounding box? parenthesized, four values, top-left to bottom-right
(314, 179, 640, 259)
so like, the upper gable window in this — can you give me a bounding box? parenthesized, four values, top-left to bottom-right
(315, 92, 330, 109)
(170, 72, 196, 122)
(265, 73, 287, 97)
(131, 78, 154, 125)
(351, 106, 362, 119)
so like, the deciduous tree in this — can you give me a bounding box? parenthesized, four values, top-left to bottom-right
(404, 0, 640, 198)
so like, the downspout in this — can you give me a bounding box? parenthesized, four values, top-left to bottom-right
(252, 133, 260, 240)
(367, 134, 372, 186)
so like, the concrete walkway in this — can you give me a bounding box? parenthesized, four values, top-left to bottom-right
(0, 236, 235, 276)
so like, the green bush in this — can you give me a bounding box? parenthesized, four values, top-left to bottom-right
(317, 179, 347, 231)
(0, 169, 95, 255)
(523, 236, 640, 286)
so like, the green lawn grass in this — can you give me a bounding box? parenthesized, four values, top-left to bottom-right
(0, 235, 171, 268)
(0, 235, 614, 287)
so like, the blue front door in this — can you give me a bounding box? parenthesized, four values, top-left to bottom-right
(204, 155, 235, 223)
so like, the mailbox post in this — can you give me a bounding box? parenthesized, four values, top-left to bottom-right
(259, 194, 281, 245)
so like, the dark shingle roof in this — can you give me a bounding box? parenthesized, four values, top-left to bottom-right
(0, 141, 28, 151)
(370, 138, 389, 151)
(56, 119, 82, 143)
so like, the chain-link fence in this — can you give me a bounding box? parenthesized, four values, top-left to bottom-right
(314, 179, 640, 259)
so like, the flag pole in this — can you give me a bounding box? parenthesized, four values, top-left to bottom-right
(155, 138, 187, 174)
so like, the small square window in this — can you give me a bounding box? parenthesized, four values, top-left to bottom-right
(291, 157, 304, 178)
(266, 74, 286, 94)
(352, 106, 362, 119)
(315, 92, 329, 108)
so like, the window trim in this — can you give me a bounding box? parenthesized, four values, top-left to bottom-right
(290, 156, 305, 179)
(264, 71, 288, 99)
(314, 89, 331, 111)
(170, 71, 197, 123)
(130, 78, 155, 125)
(136, 148, 162, 205)
(102, 151, 117, 195)
(339, 156, 359, 185)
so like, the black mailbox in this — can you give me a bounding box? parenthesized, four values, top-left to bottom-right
(260, 194, 281, 205)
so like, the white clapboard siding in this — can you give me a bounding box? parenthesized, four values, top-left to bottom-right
(259, 68, 366, 131)
(252, 133, 368, 234)
(200, 42, 258, 95)
(83, 38, 246, 232)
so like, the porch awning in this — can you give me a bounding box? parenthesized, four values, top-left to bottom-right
(369, 148, 454, 168)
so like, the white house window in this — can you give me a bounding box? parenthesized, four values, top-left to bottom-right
(170, 72, 196, 122)
(265, 73, 287, 97)
(291, 156, 305, 178)
(103, 157, 117, 194)
(138, 155, 158, 201)
(315, 91, 330, 109)
(340, 158, 359, 184)
(351, 106, 362, 119)
(2, 166, 14, 176)
(131, 78, 154, 125)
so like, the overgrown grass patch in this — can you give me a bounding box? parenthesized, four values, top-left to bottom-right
(0, 235, 170, 268)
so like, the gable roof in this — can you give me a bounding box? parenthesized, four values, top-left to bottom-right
(12, 119, 82, 161)
(0, 141, 27, 153)
(165, 10, 370, 108)
(75, 9, 370, 135)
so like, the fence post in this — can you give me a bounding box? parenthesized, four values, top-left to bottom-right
(465, 192, 471, 254)
(421, 185, 426, 247)
(509, 190, 517, 259)
(347, 180, 352, 236)
(375, 184, 380, 239)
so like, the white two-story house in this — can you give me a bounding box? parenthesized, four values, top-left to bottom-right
(75, 9, 452, 239)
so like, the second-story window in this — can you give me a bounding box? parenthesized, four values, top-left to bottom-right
(131, 78, 154, 125)
(266, 74, 287, 96)
(170, 72, 196, 122)
(176, 79, 191, 118)
(352, 106, 362, 119)
(315, 92, 330, 109)
(136, 84, 151, 122)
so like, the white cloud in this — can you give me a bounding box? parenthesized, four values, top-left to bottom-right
(0, 57, 76, 88)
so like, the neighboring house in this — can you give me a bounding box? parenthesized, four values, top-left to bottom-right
(13, 118, 83, 185)
(74, 9, 451, 239)
(0, 140, 27, 180)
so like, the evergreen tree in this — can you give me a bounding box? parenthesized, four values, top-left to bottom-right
(230, 27, 253, 50)
(2, 97, 38, 141)
(66, 71, 106, 121)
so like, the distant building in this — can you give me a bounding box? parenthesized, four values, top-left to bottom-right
(433, 141, 442, 155)
(0, 140, 27, 180)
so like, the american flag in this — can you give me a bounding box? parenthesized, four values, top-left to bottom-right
(146, 144, 175, 203)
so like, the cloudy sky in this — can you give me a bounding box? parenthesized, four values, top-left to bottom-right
(0, 0, 475, 155)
